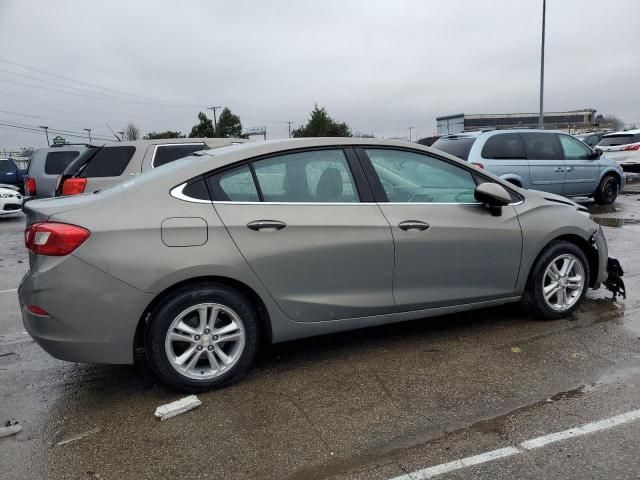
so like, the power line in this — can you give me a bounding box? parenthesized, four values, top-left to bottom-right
(0, 76, 200, 108)
(0, 57, 202, 107)
(0, 121, 114, 141)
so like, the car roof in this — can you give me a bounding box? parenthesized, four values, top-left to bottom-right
(89, 138, 247, 148)
(603, 129, 640, 136)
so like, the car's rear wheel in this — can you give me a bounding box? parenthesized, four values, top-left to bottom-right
(594, 174, 619, 205)
(145, 283, 259, 392)
(522, 241, 589, 320)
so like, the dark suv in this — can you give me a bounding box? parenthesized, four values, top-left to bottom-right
(0, 157, 27, 193)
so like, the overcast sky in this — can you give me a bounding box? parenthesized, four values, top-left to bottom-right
(0, 0, 638, 149)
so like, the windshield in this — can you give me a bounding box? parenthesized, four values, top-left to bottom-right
(598, 134, 638, 147)
(431, 137, 476, 160)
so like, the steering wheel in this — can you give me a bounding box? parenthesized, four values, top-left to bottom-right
(380, 179, 394, 199)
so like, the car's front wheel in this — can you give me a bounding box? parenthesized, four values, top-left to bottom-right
(522, 241, 589, 320)
(594, 174, 619, 205)
(145, 283, 259, 392)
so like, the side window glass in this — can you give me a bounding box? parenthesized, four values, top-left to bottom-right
(520, 133, 563, 160)
(481, 133, 526, 159)
(365, 149, 477, 203)
(252, 150, 359, 203)
(207, 165, 259, 202)
(153, 143, 206, 168)
(559, 135, 592, 160)
(44, 151, 80, 174)
(80, 146, 136, 177)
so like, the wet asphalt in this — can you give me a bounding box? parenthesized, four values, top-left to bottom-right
(1, 192, 640, 479)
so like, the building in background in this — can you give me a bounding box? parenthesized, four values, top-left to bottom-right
(436, 109, 597, 135)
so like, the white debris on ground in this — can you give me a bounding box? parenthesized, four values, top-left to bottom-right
(0, 424, 22, 438)
(55, 427, 101, 446)
(154, 395, 202, 421)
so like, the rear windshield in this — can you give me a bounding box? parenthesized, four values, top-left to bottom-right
(152, 143, 206, 167)
(44, 151, 80, 174)
(80, 146, 136, 177)
(599, 134, 640, 147)
(0, 159, 14, 173)
(431, 137, 476, 160)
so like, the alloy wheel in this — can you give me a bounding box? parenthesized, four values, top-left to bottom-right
(164, 303, 246, 380)
(542, 254, 585, 311)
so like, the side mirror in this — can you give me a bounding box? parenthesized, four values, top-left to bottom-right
(475, 183, 511, 216)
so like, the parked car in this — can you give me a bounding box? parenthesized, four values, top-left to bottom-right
(574, 132, 606, 148)
(432, 129, 624, 204)
(55, 138, 246, 196)
(24, 144, 86, 198)
(0, 157, 27, 193)
(20, 138, 625, 391)
(0, 184, 23, 216)
(596, 129, 640, 169)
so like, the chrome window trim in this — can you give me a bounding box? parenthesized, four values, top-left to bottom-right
(170, 182, 212, 204)
(151, 143, 207, 169)
(171, 181, 524, 207)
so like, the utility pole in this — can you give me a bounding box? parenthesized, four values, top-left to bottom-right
(539, 0, 546, 129)
(39, 126, 50, 146)
(286, 121, 293, 138)
(84, 128, 92, 142)
(208, 106, 221, 134)
(408, 126, 414, 142)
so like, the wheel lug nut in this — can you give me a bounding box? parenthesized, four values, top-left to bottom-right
(197, 345, 203, 351)
(204, 329, 210, 334)
(208, 345, 214, 351)
(194, 335, 200, 341)
(213, 335, 218, 340)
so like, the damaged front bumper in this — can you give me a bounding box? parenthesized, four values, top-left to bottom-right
(592, 226, 626, 299)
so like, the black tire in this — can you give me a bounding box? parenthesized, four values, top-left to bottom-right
(522, 241, 590, 320)
(145, 283, 260, 392)
(594, 174, 619, 205)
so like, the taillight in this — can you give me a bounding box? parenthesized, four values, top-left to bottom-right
(25, 222, 90, 256)
(61, 178, 87, 196)
(25, 177, 36, 196)
(471, 162, 485, 169)
(25, 305, 49, 316)
(622, 144, 640, 151)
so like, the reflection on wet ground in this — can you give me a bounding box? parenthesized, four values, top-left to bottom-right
(592, 217, 640, 228)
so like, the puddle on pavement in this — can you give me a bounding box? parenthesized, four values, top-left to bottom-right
(589, 205, 622, 215)
(592, 217, 640, 228)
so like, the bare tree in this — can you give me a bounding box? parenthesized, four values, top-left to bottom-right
(124, 122, 140, 141)
(597, 114, 624, 131)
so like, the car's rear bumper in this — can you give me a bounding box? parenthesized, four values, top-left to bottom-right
(18, 254, 153, 364)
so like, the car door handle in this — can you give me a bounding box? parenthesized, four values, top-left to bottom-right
(398, 220, 430, 231)
(246, 220, 287, 232)
(555, 167, 564, 172)
(566, 167, 575, 172)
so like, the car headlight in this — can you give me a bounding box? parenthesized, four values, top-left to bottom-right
(0, 193, 13, 198)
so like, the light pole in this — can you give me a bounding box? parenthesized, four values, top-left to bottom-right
(118, 131, 125, 141)
(84, 128, 92, 142)
(208, 105, 221, 134)
(539, 0, 546, 129)
(39, 126, 50, 146)
(409, 126, 414, 142)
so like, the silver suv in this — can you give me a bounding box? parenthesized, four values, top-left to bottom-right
(24, 145, 86, 198)
(432, 129, 624, 204)
(56, 138, 246, 196)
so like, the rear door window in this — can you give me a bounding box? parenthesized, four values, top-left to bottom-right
(0, 159, 14, 173)
(520, 132, 563, 160)
(80, 146, 136, 177)
(152, 143, 206, 167)
(431, 137, 476, 160)
(252, 150, 359, 203)
(207, 165, 259, 202)
(44, 151, 80, 174)
(481, 133, 526, 159)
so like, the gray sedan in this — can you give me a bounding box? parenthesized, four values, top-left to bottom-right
(19, 139, 625, 391)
